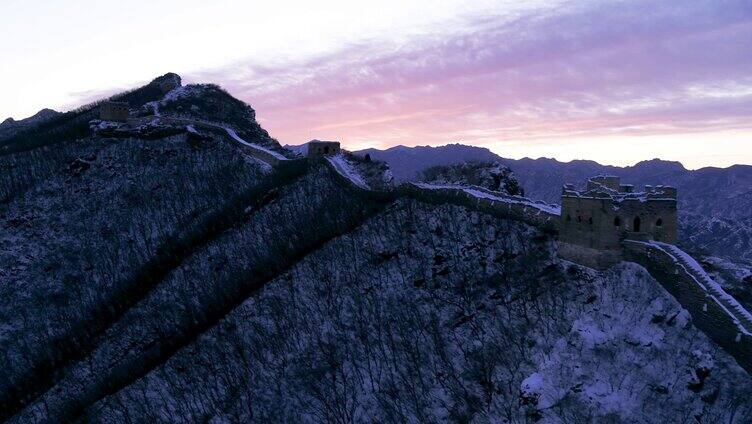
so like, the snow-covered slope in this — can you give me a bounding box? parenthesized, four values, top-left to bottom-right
(2, 75, 751, 423)
(81, 198, 751, 423)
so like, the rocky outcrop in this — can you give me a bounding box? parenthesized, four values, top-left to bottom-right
(150, 72, 182, 93)
(420, 161, 524, 195)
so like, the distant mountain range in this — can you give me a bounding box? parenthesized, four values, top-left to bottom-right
(0, 108, 60, 140)
(356, 144, 752, 262)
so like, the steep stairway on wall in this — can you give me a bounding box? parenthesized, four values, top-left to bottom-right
(316, 153, 752, 374)
(656, 242, 752, 334)
(623, 240, 752, 374)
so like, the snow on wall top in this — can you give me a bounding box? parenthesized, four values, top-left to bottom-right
(628, 240, 752, 336)
(563, 176, 677, 203)
(224, 127, 288, 161)
(326, 154, 370, 190)
(413, 182, 562, 216)
(653, 241, 752, 334)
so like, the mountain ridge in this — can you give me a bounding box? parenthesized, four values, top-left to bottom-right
(358, 144, 748, 177)
(1, 74, 751, 422)
(0, 108, 61, 140)
(356, 144, 752, 262)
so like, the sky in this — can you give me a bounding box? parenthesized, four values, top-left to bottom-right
(1, 0, 751, 169)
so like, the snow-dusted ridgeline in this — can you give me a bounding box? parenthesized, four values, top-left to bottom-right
(320, 162, 560, 229)
(401, 182, 560, 232)
(652, 242, 752, 334)
(223, 127, 288, 163)
(325, 154, 370, 190)
(623, 239, 752, 373)
(412, 182, 561, 216)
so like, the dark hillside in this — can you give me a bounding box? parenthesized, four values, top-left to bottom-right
(0, 74, 294, 419)
(81, 199, 752, 423)
(10, 165, 389, 422)
(0, 133, 271, 419)
(2, 77, 751, 423)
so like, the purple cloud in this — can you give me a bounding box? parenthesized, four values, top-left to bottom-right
(188, 0, 752, 156)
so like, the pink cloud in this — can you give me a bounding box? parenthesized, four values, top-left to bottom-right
(187, 0, 752, 155)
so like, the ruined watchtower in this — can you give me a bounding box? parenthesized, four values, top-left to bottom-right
(306, 140, 341, 159)
(99, 101, 130, 122)
(557, 175, 677, 268)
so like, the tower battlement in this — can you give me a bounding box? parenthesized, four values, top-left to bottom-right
(558, 175, 677, 268)
(99, 101, 130, 122)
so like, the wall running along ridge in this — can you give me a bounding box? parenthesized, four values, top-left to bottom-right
(9, 164, 391, 423)
(623, 241, 752, 374)
(323, 161, 752, 376)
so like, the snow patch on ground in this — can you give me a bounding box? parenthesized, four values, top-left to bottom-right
(148, 101, 161, 116)
(90, 120, 124, 130)
(518, 263, 747, 422)
(161, 85, 196, 103)
(382, 168, 394, 185)
(240, 152, 273, 174)
(224, 127, 287, 161)
(327, 154, 370, 189)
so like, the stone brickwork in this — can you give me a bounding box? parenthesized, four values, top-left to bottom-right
(99, 102, 130, 122)
(307, 140, 341, 159)
(556, 242, 623, 269)
(623, 241, 752, 374)
(557, 175, 677, 268)
(397, 183, 560, 233)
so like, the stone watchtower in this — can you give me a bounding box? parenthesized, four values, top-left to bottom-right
(557, 175, 677, 268)
(99, 101, 130, 122)
(306, 140, 341, 159)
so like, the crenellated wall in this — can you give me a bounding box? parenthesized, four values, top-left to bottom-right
(623, 241, 752, 374)
(560, 175, 677, 254)
(324, 162, 751, 375)
(396, 183, 560, 233)
(560, 192, 677, 249)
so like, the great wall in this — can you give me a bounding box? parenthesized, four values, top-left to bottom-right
(316, 144, 752, 375)
(98, 107, 752, 375)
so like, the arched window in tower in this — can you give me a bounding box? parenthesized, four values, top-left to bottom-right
(633, 216, 641, 232)
(588, 217, 593, 225)
(577, 215, 582, 223)
(656, 218, 663, 227)
(614, 216, 621, 227)
(566, 214, 571, 222)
